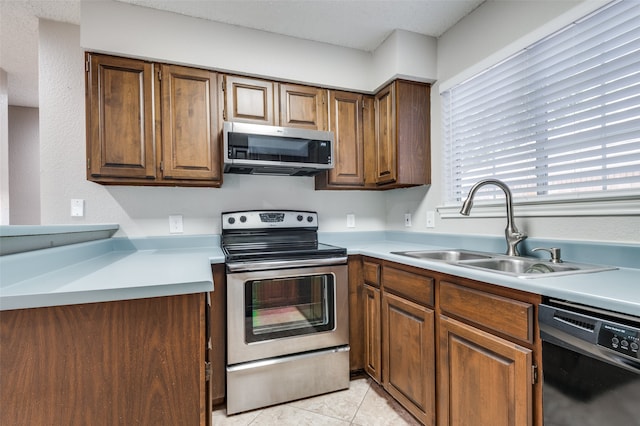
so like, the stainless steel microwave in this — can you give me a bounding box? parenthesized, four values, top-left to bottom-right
(223, 121, 334, 176)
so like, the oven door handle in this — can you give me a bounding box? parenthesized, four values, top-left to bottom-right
(226, 256, 348, 272)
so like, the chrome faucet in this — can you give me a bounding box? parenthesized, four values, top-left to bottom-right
(460, 179, 527, 256)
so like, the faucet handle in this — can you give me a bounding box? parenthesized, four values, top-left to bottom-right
(532, 247, 562, 263)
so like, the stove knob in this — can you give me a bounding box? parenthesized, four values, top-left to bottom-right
(621, 340, 629, 349)
(612, 337, 620, 347)
(240, 215, 247, 223)
(228, 217, 235, 225)
(631, 342, 639, 352)
(307, 216, 314, 223)
(297, 215, 303, 222)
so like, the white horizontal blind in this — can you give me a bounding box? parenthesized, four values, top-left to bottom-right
(442, 0, 640, 205)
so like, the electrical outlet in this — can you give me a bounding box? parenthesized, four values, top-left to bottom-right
(169, 215, 183, 234)
(71, 199, 84, 217)
(404, 213, 412, 227)
(346, 214, 356, 228)
(426, 210, 436, 228)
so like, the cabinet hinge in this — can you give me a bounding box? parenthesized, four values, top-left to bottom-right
(160, 161, 164, 171)
(85, 60, 90, 73)
(205, 361, 212, 382)
(87, 158, 90, 169)
(223, 108, 227, 121)
(221, 80, 226, 92)
(157, 70, 161, 81)
(532, 365, 538, 385)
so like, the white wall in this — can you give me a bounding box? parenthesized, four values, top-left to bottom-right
(80, 1, 437, 93)
(384, 0, 640, 244)
(37, 19, 386, 237)
(8, 106, 40, 224)
(0, 69, 9, 225)
(34, 2, 638, 242)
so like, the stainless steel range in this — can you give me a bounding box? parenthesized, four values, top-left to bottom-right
(221, 210, 350, 415)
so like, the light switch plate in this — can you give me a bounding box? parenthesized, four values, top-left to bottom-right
(426, 211, 436, 228)
(404, 213, 412, 227)
(346, 214, 356, 228)
(169, 215, 183, 234)
(71, 199, 84, 217)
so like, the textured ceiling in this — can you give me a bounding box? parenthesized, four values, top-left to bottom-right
(1, 0, 484, 107)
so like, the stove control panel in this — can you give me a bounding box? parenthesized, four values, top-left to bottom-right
(222, 210, 318, 229)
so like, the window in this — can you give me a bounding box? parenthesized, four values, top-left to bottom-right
(442, 0, 640, 210)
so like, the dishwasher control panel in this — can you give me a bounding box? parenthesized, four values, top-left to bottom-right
(598, 322, 640, 360)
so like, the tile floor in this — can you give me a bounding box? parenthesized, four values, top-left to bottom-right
(213, 376, 421, 425)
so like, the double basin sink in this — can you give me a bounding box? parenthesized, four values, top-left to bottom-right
(391, 249, 616, 279)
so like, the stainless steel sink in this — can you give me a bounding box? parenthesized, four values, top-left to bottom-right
(391, 249, 492, 262)
(457, 258, 575, 274)
(391, 249, 616, 278)
(456, 257, 616, 278)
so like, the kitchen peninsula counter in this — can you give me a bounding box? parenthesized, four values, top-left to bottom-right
(0, 233, 223, 311)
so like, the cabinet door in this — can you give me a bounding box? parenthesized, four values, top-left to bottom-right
(363, 284, 381, 383)
(438, 315, 533, 426)
(316, 91, 366, 188)
(279, 83, 327, 130)
(0, 294, 208, 426)
(223, 75, 276, 125)
(86, 54, 156, 180)
(382, 292, 435, 425)
(160, 65, 221, 182)
(328, 91, 365, 186)
(210, 265, 226, 406)
(373, 82, 397, 185)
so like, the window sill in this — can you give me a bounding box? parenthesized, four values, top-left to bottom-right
(438, 196, 640, 218)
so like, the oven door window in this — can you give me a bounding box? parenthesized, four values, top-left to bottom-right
(244, 273, 335, 343)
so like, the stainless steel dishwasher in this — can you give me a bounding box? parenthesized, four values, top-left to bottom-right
(539, 299, 640, 425)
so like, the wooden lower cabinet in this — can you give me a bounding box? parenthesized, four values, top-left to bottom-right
(438, 315, 532, 426)
(0, 294, 210, 426)
(360, 259, 436, 424)
(210, 264, 227, 406)
(382, 292, 435, 425)
(363, 283, 382, 383)
(357, 257, 541, 426)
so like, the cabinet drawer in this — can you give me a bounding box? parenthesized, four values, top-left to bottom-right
(382, 266, 434, 307)
(363, 260, 381, 288)
(440, 281, 533, 343)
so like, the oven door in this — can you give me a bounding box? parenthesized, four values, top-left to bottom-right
(227, 263, 348, 365)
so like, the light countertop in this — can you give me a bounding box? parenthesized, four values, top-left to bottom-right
(1, 235, 222, 311)
(1, 229, 638, 316)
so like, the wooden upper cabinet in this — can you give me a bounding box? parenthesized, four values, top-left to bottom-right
(279, 83, 327, 130)
(315, 91, 366, 189)
(374, 83, 397, 185)
(373, 80, 430, 188)
(223, 75, 276, 125)
(85, 53, 222, 187)
(317, 80, 430, 191)
(160, 65, 221, 181)
(86, 54, 156, 180)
